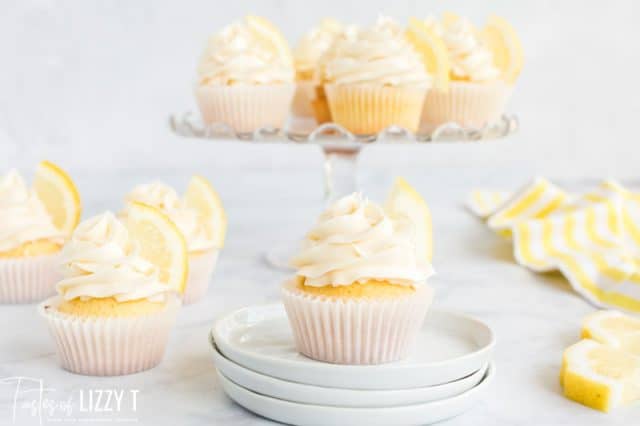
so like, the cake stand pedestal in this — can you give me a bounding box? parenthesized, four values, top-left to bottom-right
(169, 114, 519, 269)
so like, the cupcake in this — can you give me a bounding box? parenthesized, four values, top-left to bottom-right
(39, 208, 187, 376)
(122, 177, 226, 304)
(282, 193, 434, 365)
(195, 16, 296, 134)
(0, 162, 81, 303)
(320, 17, 432, 134)
(292, 18, 343, 118)
(419, 14, 524, 129)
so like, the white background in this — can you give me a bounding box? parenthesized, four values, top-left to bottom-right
(1, 0, 638, 181)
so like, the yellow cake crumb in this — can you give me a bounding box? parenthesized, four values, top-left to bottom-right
(0, 239, 62, 258)
(57, 297, 166, 317)
(296, 276, 415, 299)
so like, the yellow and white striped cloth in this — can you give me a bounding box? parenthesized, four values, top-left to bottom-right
(468, 178, 640, 312)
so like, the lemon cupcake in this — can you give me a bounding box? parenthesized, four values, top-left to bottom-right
(195, 16, 295, 134)
(0, 162, 81, 303)
(292, 18, 343, 118)
(122, 177, 226, 304)
(39, 208, 187, 376)
(321, 17, 431, 134)
(282, 193, 434, 364)
(417, 14, 523, 129)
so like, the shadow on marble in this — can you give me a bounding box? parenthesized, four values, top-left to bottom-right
(530, 271, 576, 297)
(536, 362, 565, 401)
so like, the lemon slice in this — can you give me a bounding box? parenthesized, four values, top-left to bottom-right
(125, 202, 188, 294)
(386, 177, 433, 262)
(442, 11, 461, 28)
(33, 160, 81, 234)
(561, 339, 640, 412)
(406, 17, 450, 90)
(481, 15, 524, 84)
(184, 176, 227, 249)
(246, 15, 293, 65)
(583, 310, 640, 356)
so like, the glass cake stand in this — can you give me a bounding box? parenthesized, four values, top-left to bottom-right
(169, 113, 519, 269)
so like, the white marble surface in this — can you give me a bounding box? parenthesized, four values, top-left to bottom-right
(0, 163, 638, 425)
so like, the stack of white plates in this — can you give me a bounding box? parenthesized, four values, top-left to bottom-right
(210, 304, 495, 426)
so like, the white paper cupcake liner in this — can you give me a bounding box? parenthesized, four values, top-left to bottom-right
(194, 84, 296, 134)
(421, 81, 513, 130)
(38, 295, 181, 376)
(182, 249, 219, 305)
(0, 254, 61, 304)
(281, 280, 433, 365)
(291, 80, 316, 118)
(325, 84, 428, 134)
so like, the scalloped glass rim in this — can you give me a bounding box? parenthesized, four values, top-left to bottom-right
(169, 112, 519, 146)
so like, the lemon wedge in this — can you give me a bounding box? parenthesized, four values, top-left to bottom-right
(442, 11, 461, 28)
(583, 310, 640, 356)
(125, 202, 188, 294)
(33, 160, 81, 234)
(481, 15, 524, 84)
(184, 176, 227, 248)
(386, 177, 433, 262)
(246, 15, 293, 65)
(406, 17, 450, 90)
(561, 339, 640, 412)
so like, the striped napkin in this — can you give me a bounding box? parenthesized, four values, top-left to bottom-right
(467, 178, 640, 313)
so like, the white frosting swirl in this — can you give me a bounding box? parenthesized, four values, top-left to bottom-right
(321, 17, 431, 87)
(123, 182, 216, 252)
(290, 193, 433, 287)
(294, 19, 343, 77)
(57, 212, 171, 302)
(0, 170, 64, 252)
(425, 16, 500, 82)
(198, 18, 294, 86)
(313, 25, 358, 84)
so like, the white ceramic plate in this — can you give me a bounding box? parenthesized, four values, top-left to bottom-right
(212, 304, 495, 390)
(211, 341, 488, 408)
(218, 364, 495, 426)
